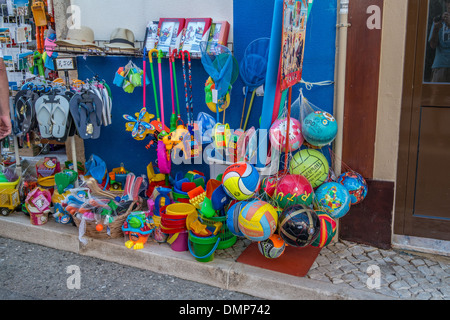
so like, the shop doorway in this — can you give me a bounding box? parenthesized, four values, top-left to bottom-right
(395, 0, 450, 241)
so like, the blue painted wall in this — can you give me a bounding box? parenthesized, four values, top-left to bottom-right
(78, 0, 337, 180)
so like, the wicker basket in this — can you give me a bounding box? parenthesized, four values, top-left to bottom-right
(73, 197, 142, 240)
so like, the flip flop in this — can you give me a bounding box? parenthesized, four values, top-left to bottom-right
(35, 95, 54, 138)
(15, 90, 38, 135)
(85, 92, 103, 139)
(69, 94, 91, 139)
(51, 95, 70, 139)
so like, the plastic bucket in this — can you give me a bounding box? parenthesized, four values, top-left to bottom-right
(161, 203, 195, 234)
(200, 214, 237, 250)
(166, 203, 195, 216)
(113, 72, 125, 87)
(167, 231, 188, 252)
(172, 190, 190, 203)
(188, 231, 221, 263)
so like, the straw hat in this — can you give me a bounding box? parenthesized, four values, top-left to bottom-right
(104, 28, 136, 49)
(55, 26, 99, 47)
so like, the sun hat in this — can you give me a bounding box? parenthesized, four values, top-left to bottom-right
(104, 28, 136, 49)
(55, 26, 99, 47)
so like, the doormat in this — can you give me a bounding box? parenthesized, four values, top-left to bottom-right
(236, 242, 322, 277)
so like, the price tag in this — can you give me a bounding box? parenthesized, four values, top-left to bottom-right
(54, 57, 77, 71)
(211, 89, 218, 104)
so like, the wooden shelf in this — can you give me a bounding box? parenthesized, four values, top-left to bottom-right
(51, 41, 234, 59)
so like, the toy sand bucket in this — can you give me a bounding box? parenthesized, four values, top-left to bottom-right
(126, 67, 141, 86)
(188, 231, 221, 263)
(160, 203, 195, 234)
(172, 189, 190, 203)
(151, 210, 168, 243)
(27, 205, 49, 226)
(167, 230, 189, 252)
(200, 214, 236, 250)
(113, 71, 126, 87)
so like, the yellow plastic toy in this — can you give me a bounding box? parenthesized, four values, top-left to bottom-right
(0, 188, 20, 216)
(205, 77, 230, 113)
(146, 163, 165, 183)
(185, 206, 221, 237)
(37, 175, 55, 188)
(125, 110, 156, 141)
(31, 0, 48, 26)
(188, 186, 206, 209)
(213, 123, 231, 149)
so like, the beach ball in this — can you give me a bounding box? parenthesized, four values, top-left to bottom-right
(269, 117, 303, 152)
(238, 200, 278, 241)
(289, 149, 329, 188)
(310, 212, 337, 248)
(278, 204, 320, 247)
(257, 234, 286, 259)
(302, 111, 338, 147)
(274, 174, 314, 208)
(337, 171, 368, 205)
(226, 201, 249, 237)
(222, 163, 260, 200)
(314, 182, 351, 219)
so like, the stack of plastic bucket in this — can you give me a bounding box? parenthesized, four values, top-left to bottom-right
(160, 203, 195, 251)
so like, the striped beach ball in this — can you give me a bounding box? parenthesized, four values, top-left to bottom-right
(222, 163, 260, 201)
(238, 200, 278, 241)
(310, 212, 337, 248)
(226, 201, 249, 237)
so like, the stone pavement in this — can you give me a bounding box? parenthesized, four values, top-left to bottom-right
(0, 213, 449, 300)
(215, 238, 450, 300)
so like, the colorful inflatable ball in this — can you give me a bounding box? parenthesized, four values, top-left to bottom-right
(314, 182, 351, 219)
(259, 175, 279, 198)
(269, 117, 303, 152)
(278, 204, 320, 247)
(226, 201, 249, 237)
(289, 148, 329, 188)
(274, 174, 313, 208)
(222, 163, 260, 201)
(302, 111, 338, 147)
(257, 234, 286, 259)
(337, 171, 368, 205)
(238, 200, 278, 241)
(310, 212, 337, 248)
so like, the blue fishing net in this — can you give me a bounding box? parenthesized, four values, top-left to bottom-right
(199, 41, 238, 101)
(239, 38, 270, 92)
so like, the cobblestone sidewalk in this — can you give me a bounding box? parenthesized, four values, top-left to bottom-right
(216, 238, 450, 300)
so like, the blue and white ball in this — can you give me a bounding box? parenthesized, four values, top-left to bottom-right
(222, 163, 260, 200)
(226, 201, 249, 237)
(337, 171, 368, 205)
(314, 182, 351, 219)
(302, 111, 338, 147)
